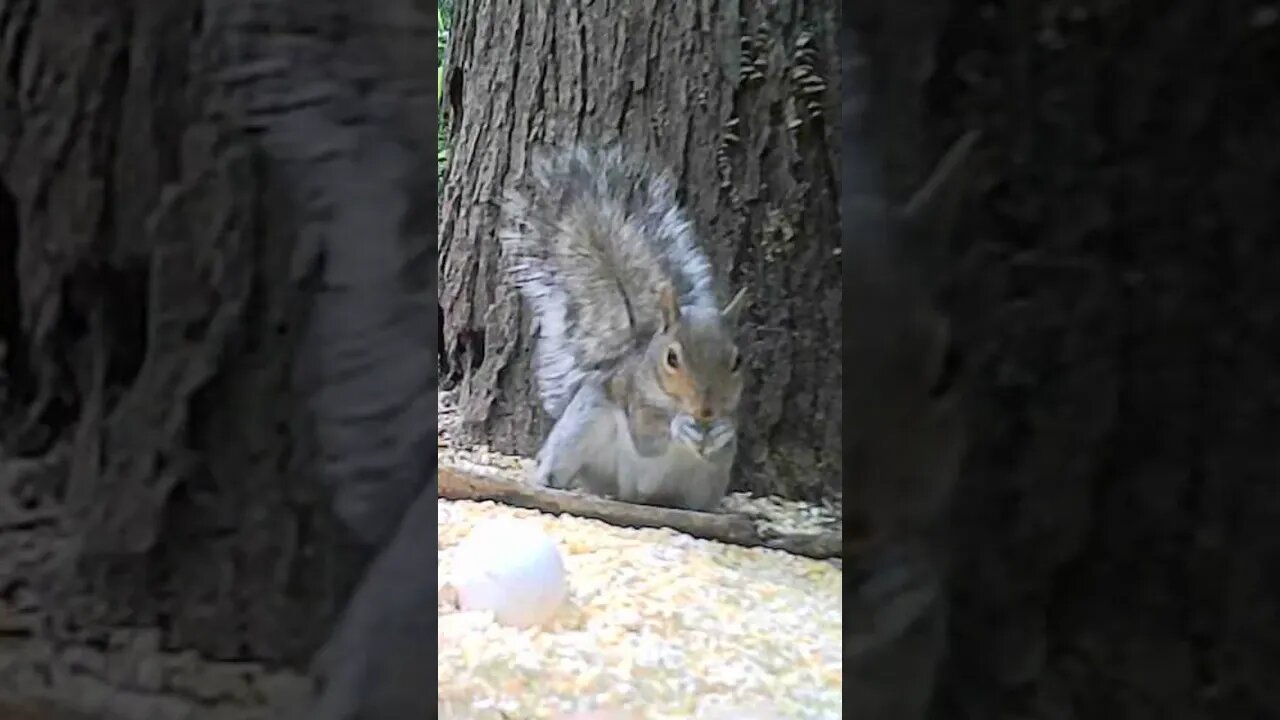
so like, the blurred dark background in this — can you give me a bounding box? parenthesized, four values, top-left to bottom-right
(856, 1, 1280, 717)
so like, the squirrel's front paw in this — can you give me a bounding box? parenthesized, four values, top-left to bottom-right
(671, 413, 705, 451)
(672, 415, 736, 458)
(703, 419, 737, 456)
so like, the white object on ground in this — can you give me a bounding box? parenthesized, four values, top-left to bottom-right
(449, 518, 568, 628)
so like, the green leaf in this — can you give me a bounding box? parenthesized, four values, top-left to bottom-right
(437, 7, 447, 104)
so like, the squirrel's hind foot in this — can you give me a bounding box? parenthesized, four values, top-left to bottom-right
(528, 460, 556, 488)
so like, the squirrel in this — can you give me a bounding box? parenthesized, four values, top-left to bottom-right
(499, 144, 749, 512)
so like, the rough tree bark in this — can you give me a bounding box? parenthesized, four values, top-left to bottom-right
(0, 0, 437, 717)
(439, 0, 842, 500)
(855, 1, 1280, 719)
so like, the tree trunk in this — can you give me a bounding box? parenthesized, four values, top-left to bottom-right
(855, 1, 1280, 719)
(841, 4, 982, 718)
(0, 0, 436, 716)
(439, 0, 842, 500)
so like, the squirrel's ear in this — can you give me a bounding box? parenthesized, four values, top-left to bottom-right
(722, 286, 749, 325)
(658, 283, 681, 332)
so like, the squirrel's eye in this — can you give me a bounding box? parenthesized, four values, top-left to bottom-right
(665, 347, 680, 370)
(730, 352, 742, 372)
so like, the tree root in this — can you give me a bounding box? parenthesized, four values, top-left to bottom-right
(438, 464, 846, 560)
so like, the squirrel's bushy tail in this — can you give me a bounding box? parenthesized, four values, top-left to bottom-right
(499, 144, 718, 418)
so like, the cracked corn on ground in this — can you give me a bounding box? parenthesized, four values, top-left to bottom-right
(438, 500, 843, 719)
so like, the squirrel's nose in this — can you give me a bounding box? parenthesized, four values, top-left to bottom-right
(694, 405, 714, 422)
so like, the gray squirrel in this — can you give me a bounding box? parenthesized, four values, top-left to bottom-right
(499, 144, 748, 512)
